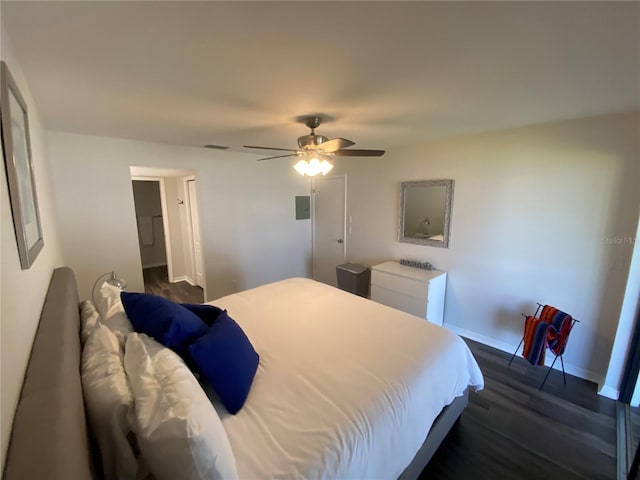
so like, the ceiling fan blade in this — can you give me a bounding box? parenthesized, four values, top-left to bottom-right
(256, 154, 298, 162)
(319, 138, 355, 153)
(334, 149, 385, 157)
(244, 145, 298, 152)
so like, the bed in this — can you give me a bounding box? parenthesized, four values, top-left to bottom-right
(4, 267, 483, 479)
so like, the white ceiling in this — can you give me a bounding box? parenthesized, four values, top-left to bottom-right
(2, 1, 639, 151)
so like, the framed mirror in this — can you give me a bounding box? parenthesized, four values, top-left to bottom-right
(398, 179, 454, 248)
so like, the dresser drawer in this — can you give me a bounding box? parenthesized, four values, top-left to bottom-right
(371, 269, 428, 298)
(370, 262, 447, 326)
(370, 285, 427, 318)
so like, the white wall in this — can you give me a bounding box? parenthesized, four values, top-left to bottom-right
(0, 32, 65, 467)
(602, 212, 640, 400)
(334, 111, 640, 383)
(46, 132, 312, 301)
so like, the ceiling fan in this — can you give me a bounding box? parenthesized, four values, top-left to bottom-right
(243, 115, 385, 176)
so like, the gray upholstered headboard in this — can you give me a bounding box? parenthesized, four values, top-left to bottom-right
(3, 266, 97, 479)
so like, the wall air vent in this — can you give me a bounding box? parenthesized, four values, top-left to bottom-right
(203, 144, 229, 150)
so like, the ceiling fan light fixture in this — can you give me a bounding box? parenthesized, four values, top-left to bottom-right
(249, 114, 384, 168)
(293, 155, 334, 177)
(294, 159, 309, 176)
(308, 156, 322, 175)
(319, 158, 334, 175)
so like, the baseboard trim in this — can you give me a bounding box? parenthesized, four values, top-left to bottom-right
(142, 262, 168, 269)
(599, 385, 620, 401)
(171, 275, 196, 286)
(444, 324, 603, 389)
(445, 325, 515, 354)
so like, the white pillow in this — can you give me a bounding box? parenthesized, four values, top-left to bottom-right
(124, 333, 239, 480)
(81, 324, 137, 480)
(94, 283, 133, 345)
(79, 300, 100, 346)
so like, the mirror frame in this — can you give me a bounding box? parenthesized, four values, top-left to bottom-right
(398, 179, 454, 248)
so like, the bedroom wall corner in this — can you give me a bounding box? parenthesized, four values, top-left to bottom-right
(332, 111, 640, 385)
(600, 211, 640, 400)
(0, 27, 65, 469)
(45, 132, 313, 303)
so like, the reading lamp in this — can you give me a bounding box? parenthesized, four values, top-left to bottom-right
(91, 271, 127, 307)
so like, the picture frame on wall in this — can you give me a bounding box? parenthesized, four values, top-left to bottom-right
(1, 61, 44, 269)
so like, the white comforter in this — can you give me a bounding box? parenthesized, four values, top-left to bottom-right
(208, 278, 483, 479)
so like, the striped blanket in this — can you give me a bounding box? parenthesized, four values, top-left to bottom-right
(522, 305, 573, 366)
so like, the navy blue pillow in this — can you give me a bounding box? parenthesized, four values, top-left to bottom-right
(121, 292, 209, 358)
(188, 311, 259, 414)
(180, 303, 224, 327)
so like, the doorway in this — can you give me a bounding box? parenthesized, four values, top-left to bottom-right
(130, 171, 204, 303)
(312, 174, 346, 287)
(131, 179, 169, 271)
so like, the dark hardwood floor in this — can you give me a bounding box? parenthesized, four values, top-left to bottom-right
(142, 265, 204, 304)
(421, 338, 617, 480)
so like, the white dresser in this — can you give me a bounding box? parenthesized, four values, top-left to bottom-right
(370, 261, 447, 326)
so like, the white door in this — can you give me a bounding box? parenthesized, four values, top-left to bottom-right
(187, 180, 205, 288)
(313, 175, 346, 286)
